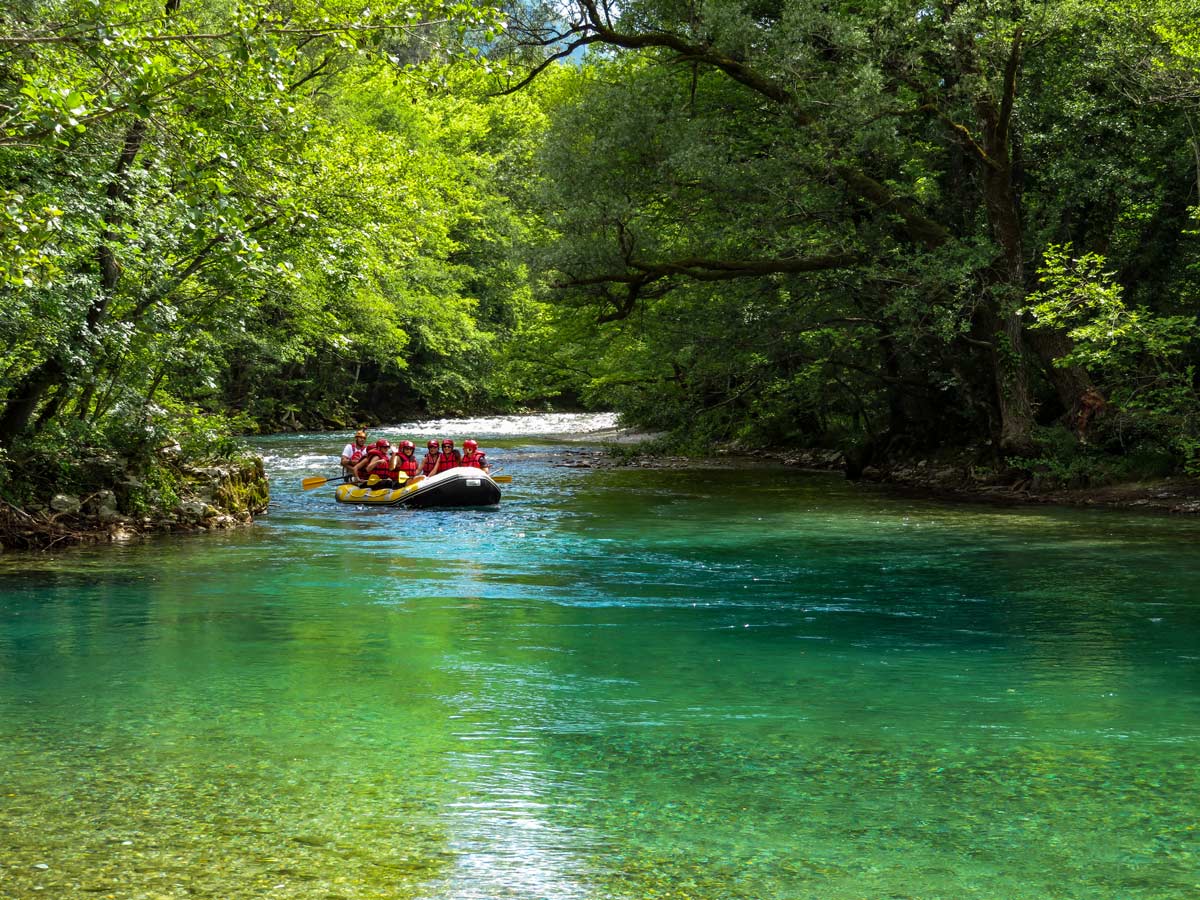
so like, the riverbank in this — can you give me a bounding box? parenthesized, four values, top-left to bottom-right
(0, 456, 269, 552)
(818, 450, 1200, 516)
(585, 438, 1200, 516)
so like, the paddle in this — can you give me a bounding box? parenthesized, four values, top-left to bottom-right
(301, 473, 407, 491)
(301, 473, 343, 490)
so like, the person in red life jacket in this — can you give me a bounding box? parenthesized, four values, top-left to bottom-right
(421, 439, 441, 476)
(435, 438, 461, 473)
(460, 439, 490, 472)
(392, 439, 420, 479)
(340, 429, 368, 481)
(353, 439, 398, 487)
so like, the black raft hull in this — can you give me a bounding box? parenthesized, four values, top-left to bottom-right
(401, 467, 501, 508)
(333, 467, 501, 508)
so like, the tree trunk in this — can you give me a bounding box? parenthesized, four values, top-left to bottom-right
(972, 29, 1092, 451)
(1024, 327, 1095, 423)
(0, 358, 65, 445)
(0, 119, 146, 445)
(979, 159, 1037, 454)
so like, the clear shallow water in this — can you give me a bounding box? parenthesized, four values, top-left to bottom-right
(2, 415, 1200, 899)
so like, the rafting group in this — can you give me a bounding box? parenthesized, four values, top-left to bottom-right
(340, 430, 490, 489)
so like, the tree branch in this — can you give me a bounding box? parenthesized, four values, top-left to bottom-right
(996, 26, 1024, 151)
(832, 166, 951, 248)
(494, 34, 600, 96)
(574, 0, 809, 120)
(918, 103, 1000, 170)
(559, 252, 863, 322)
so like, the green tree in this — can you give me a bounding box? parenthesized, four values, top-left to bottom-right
(500, 0, 1200, 461)
(0, 0, 503, 446)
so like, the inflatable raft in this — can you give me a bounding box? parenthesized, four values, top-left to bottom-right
(334, 466, 501, 509)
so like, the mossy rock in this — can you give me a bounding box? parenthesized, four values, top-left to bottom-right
(211, 458, 270, 516)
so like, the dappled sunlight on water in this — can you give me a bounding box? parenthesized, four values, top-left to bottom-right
(2, 415, 1200, 898)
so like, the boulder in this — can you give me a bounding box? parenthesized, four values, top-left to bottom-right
(175, 499, 217, 521)
(209, 458, 269, 516)
(50, 494, 81, 515)
(90, 490, 119, 514)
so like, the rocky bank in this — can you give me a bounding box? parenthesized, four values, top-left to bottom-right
(0, 456, 270, 552)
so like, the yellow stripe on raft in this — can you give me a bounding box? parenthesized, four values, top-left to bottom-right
(334, 484, 408, 504)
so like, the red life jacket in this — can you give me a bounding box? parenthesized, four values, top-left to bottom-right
(395, 453, 419, 477)
(461, 449, 487, 469)
(421, 452, 440, 475)
(435, 450, 461, 474)
(360, 448, 390, 478)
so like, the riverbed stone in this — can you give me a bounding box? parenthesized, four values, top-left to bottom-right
(3, 447, 271, 551)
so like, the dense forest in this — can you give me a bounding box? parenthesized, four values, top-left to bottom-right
(3, 0, 1200, 511)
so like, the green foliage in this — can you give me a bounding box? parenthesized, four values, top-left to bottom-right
(1026, 245, 1200, 471)
(0, 0, 569, 476)
(124, 465, 182, 519)
(0, 192, 63, 287)
(1025, 246, 1195, 373)
(5, 0, 1200, 501)
(1010, 425, 1182, 488)
(485, 0, 1200, 467)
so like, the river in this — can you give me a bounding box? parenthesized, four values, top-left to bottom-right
(2, 413, 1199, 899)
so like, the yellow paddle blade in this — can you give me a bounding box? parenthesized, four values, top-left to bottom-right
(493, 475, 512, 483)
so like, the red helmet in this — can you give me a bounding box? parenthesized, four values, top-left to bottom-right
(427, 439, 439, 449)
(375, 439, 390, 450)
(399, 440, 415, 451)
(463, 439, 478, 451)
(442, 439, 454, 448)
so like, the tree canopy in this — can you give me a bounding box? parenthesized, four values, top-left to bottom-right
(498, 0, 1200, 468)
(2, 0, 1199, 494)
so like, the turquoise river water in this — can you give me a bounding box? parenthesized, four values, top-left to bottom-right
(2, 414, 1199, 900)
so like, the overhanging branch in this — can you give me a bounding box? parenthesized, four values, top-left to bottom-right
(558, 252, 863, 322)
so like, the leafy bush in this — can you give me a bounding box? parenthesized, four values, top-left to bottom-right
(1011, 425, 1182, 488)
(1025, 245, 1200, 473)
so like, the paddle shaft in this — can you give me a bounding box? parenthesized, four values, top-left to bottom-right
(302, 472, 407, 490)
